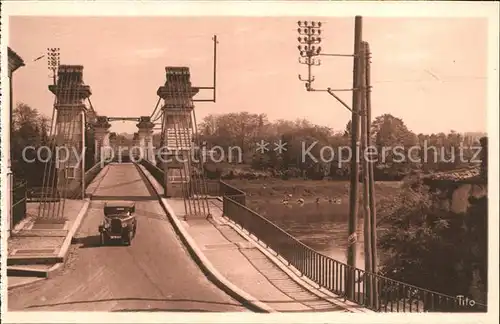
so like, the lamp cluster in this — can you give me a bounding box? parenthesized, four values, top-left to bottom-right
(297, 21, 323, 58)
(47, 48, 60, 71)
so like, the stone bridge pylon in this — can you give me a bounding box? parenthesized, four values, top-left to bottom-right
(93, 116, 111, 163)
(156, 67, 211, 218)
(38, 65, 91, 220)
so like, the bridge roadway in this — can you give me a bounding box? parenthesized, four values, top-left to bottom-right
(8, 163, 247, 312)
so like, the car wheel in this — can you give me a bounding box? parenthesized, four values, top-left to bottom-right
(100, 232, 106, 245)
(122, 230, 131, 246)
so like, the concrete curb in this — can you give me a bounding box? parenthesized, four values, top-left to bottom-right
(7, 196, 91, 288)
(7, 266, 50, 278)
(216, 209, 374, 313)
(7, 255, 63, 266)
(7, 278, 46, 290)
(45, 198, 91, 279)
(85, 164, 111, 199)
(58, 199, 90, 259)
(134, 163, 276, 313)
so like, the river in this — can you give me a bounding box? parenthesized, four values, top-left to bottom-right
(248, 200, 382, 271)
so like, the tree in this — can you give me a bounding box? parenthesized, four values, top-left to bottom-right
(11, 103, 51, 185)
(344, 120, 352, 138)
(379, 177, 487, 310)
(199, 112, 269, 163)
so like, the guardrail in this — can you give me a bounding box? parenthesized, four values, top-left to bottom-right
(222, 195, 487, 313)
(140, 159, 165, 191)
(219, 180, 246, 205)
(140, 159, 227, 199)
(12, 178, 27, 227)
(191, 180, 220, 197)
(84, 161, 106, 186)
(27, 186, 60, 202)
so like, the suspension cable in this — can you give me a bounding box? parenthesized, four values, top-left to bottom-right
(150, 97, 161, 119)
(179, 80, 202, 216)
(169, 77, 190, 216)
(191, 97, 211, 216)
(38, 79, 58, 218)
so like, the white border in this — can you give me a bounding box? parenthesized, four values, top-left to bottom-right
(1, 1, 499, 323)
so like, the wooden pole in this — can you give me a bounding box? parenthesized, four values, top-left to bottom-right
(347, 15, 363, 299)
(360, 41, 372, 305)
(365, 41, 379, 309)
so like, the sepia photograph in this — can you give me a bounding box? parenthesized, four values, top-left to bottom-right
(1, 1, 498, 322)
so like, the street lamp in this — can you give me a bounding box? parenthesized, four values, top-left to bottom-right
(297, 21, 322, 91)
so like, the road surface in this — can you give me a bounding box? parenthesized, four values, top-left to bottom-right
(8, 163, 247, 312)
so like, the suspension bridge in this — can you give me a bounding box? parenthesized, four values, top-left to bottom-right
(6, 38, 487, 313)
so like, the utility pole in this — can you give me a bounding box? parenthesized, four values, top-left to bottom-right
(360, 40, 372, 305)
(364, 41, 379, 310)
(347, 16, 363, 300)
(297, 16, 364, 300)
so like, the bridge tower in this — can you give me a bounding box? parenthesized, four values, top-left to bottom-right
(49, 65, 90, 199)
(157, 67, 211, 218)
(93, 116, 111, 164)
(157, 67, 196, 197)
(109, 132, 117, 162)
(137, 116, 155, 163)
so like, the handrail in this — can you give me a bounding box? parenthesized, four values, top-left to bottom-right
(219, 180, 246, 205)
(222, 195, 487, 312)
(11, 176, 27, 228)
(140, 159, 165, 192)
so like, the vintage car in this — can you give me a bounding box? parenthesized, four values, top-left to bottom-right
(99, 201, 137, 245)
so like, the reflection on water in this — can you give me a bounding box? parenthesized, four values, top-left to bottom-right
(249, 200, 381, 270)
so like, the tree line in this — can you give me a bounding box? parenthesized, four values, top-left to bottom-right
(196, 112, 484, 180)
(11, 103, 97, 186)
(12, 105, 485, 185)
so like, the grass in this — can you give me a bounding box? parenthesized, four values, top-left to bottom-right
(225, 179, 403, 211)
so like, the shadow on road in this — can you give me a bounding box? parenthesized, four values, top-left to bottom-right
(76, 235, 128, 249)
(25, 297, 243, 309)
(74, 235, 101, 248)
(92, 196, 156, 201)
(134, 208, 166, 221)
(112, 308, 214, 312)
(96, 179, 145, 191)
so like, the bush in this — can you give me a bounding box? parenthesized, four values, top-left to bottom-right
(378, 178, 488, 309)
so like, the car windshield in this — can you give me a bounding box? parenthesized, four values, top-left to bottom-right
(104, 206, 132, 217)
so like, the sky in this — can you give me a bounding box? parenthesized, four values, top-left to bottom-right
(9, 16, 488, 135)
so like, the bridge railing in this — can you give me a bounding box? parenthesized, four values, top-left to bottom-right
(84, 161, 106, 186)
(219, 180, 246, 205)
(140, 159, 165, 190)
(139, 159, 235, 199)
(222, 195, 487, 313)
(66, 161, 108, 199)
(27, 186, 60, 202)
(11, 178, 27, 228)
(191, 179, 220, 197)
